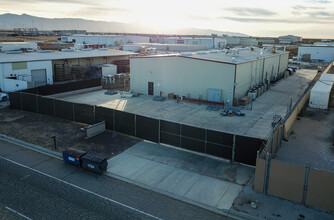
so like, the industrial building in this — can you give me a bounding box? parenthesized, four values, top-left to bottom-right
(278, 35, 302, 44)
(61, 35, 150, 46)
(130, 48, 289, 105)
(0, 49, 134, 92)
(0, 42, 38, 52)
(162, 37, 227, 49)
(298, 45, 334, 63)
(239, 37, 258, 47)
(122, 43, 208, 52)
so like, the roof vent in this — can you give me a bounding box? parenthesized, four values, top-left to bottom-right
(180, 52, 192, 56)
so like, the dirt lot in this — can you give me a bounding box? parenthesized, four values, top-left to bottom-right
(0, 35, 59, 42)
(0, 108, 140, 158)
(276, 107, 334, 172)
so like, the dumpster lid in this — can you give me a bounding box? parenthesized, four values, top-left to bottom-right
(63, 148, 87, 157)
(81, 152, 107, 163)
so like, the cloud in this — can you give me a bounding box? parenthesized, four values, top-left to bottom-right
(221, 16, 333, 24)
(303, 0, 331, 4)
(291, 4, 333, 18)
(308, 11, 332, 16)
(0, 0, 100, 7)
(225, 7, 276, 16)
(292, 5, 324, 10)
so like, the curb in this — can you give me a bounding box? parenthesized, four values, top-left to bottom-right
(0, 134, 62, 159)
(0, 134, 260, 220)
(105, 170, 259, 220)
(229, 209, 263, 220)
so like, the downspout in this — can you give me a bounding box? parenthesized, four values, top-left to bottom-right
(1, 63, 5, 92)
(278, 54, 281, 74)
(262, 58, 265, 83)
(233, 64, 237, 106)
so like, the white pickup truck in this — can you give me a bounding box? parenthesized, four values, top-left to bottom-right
(0, 92, 8, 101)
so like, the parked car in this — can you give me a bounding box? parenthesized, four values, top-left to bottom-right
(0, 92, 8, 101)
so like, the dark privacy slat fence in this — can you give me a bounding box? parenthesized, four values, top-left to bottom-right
(9, 91, 263, 166)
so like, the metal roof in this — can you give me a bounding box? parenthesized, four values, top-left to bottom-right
(131, 48, 289, 65)
(0, 49, 135, 63)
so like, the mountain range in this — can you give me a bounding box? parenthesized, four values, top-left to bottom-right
(0, 13, 248, 37)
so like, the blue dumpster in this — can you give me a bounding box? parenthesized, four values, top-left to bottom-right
(63, 148, 87, 167)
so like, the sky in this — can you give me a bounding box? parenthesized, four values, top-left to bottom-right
(0, 0, 334, 38)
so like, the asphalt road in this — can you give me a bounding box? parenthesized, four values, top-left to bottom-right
(0, 139, 232, 220)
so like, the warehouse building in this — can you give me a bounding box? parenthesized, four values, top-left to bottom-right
(278, 35, 302, 44)
(239, 37, 258, 47)
(0, 49, 134, 92)
(0, 42, 38, 52)
(125, 43, 208, 52)
(298, 45, 334, 63)
(162, 37, 227, 49)
(130, 48, 289, 105)
(61, 34, 150, 46)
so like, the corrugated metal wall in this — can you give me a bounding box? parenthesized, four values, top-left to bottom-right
(279, 53, 289, 73)
(130, 56, 235, 102)
(235, 53, 288, 98)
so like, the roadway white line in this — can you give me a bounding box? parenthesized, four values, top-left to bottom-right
(5, 206, 32, 220)
(0, 156, 163, 220)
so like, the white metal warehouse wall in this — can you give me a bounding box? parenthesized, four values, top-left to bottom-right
(130, 56, 235, 102)
(298, 46, 334, 63)
(234, 53, 288, 98)
(0, 61, 53, 92)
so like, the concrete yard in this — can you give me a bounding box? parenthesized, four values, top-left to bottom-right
(106, 141, 254, 212)
(58, 69, 317, 139)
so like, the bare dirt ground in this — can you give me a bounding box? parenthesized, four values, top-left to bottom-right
(276, 107, 334, 172)
(0, 108, 140, 158)
(0, 35, 59, 42)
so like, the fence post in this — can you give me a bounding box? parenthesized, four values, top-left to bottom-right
(134, 114, 137, 137)
(204, 129, 207, 154)
(53, 99, 56, 117)
(263, 153, 271, 194)
(113, 110, 115, 131)
(36, 95, 39, 114)
(302, 163, 310, 205)
(93, 105, 96, 124)
(20, 92, 23, 110)
(232, 134, 236, 163)
(179, 124, 182, 148)
(72, 103, 75, 121)
(158, 120, 161, 144)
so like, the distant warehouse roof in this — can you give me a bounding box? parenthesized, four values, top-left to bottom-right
(131, 48, 289, 65)
(0, 49, 135, 63)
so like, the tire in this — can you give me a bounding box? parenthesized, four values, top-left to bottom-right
(2, 96, 7, 101)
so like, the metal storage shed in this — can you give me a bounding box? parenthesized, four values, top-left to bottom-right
(309, 74, 334, 109)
